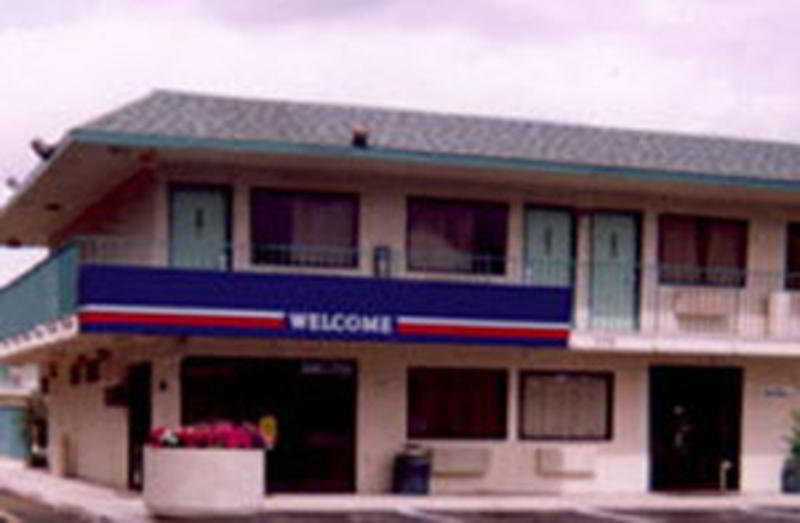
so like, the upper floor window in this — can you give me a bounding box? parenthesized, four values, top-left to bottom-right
(786, 223, 800, 289)
(407, 197, 508, 275)
(658, 214, 747, 287)
(250, 189, 359, 268)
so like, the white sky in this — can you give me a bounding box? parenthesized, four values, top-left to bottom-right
(1, 0, 799, 284)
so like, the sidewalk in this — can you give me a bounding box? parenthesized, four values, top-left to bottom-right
(0, 458, 149, 522)
(1, 457, 800, 522)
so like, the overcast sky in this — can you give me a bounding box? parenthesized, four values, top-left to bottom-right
(1, 0, 799, 283)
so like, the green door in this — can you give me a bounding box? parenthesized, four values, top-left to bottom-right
(170, 187, 230, 270)
(591, 213, 638, 330)
(524, 208, 573, 287)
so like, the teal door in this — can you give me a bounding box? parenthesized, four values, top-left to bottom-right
(170, 187, 230, 270)
(524, 208, 573, 287)
(591, 213, 638, 330)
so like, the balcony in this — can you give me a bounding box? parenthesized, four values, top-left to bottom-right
(0, 246, 79, 344)
(0, 239, 573, 360)
(571, 263, 800, 355)
(1, 236, 798, 359)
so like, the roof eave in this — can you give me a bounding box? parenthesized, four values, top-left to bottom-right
(70, 128, 800, 194)
(0, 137, 75, 223)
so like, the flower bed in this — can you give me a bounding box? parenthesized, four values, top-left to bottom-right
(149, 421, 268, 449)
(144, 422, 268, 518)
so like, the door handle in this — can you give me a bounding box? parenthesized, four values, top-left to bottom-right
(719, 459, 733, 491)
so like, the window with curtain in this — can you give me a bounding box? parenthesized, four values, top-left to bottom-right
(519, 371, 613, 440)
(658, 215, 747, 287)
(406, 197, 508, 274)
(786, 223, 800, 289)
(250, 189, 359, 267)
(407, 368, 507, 439)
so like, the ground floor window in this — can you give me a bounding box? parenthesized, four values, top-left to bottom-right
(407, 367, 507, 439)
(519, 371, 613, 440)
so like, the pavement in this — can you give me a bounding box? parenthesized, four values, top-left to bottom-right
(0, 490, 93, 522)
(3, 458, 800, 522)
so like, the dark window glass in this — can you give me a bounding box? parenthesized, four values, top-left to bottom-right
(407, 198, 508, 274)
(250, 190, 359, 267)
(407, 367, 507, 439)
(786, 223, 800, 289)
(658, 215, 747, 287)
(519, 371, 613, 440)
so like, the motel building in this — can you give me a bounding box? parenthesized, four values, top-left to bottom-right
(4, 90, 800, 496)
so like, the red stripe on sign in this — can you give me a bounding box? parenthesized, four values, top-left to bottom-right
(79, 312, 285, 330)
(396, 323, 569, 340)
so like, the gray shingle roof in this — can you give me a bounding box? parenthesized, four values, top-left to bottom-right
(78, 90, 800, 181)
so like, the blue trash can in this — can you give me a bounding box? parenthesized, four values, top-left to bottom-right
(391, 445, 431, 494)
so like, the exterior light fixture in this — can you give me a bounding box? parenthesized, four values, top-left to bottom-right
(373, 245, 392, 278)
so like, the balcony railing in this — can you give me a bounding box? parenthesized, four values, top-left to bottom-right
(2, 235, 800, 344)
(72, 236, 541, 281)
(0, 245, 78, 341)
(629, 264, 783, 339)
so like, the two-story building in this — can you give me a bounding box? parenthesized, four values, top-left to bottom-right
(2, 90, 800, 495)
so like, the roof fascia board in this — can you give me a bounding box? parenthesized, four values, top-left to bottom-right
(69, 129, 800, 193)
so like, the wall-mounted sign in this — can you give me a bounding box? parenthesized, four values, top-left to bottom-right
(764, 385, 794, 398)
(77, 265, 572, 348)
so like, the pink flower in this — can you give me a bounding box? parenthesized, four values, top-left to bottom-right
(226, 427, 252, 448)
(147, 421, 267, 448)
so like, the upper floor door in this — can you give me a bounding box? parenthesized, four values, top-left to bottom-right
(590, 212, 639, 330)
(169, 186, 231, 270)
(524, 208, 574, 287)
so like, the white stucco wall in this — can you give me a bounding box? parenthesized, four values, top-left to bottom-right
(50, 338, 793, 495)
(47, 356, 129, 488)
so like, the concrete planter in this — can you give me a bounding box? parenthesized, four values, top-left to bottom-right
(144, 447, 265, 517)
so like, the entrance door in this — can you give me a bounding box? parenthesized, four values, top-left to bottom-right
(590, 213, 639, 330)
(181, 358, 357, 493)
(268, 360, 357, 493)
(170, 186, 230, 270)
(127, 363, 152, 491)
(650, 366, 742, 491)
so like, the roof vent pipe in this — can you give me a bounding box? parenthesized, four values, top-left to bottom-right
(352, 125, 369, 148)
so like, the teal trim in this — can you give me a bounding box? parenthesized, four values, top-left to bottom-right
(70, 129, 800, 193)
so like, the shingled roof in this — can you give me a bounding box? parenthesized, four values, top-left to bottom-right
(75, 89, 800, 182)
